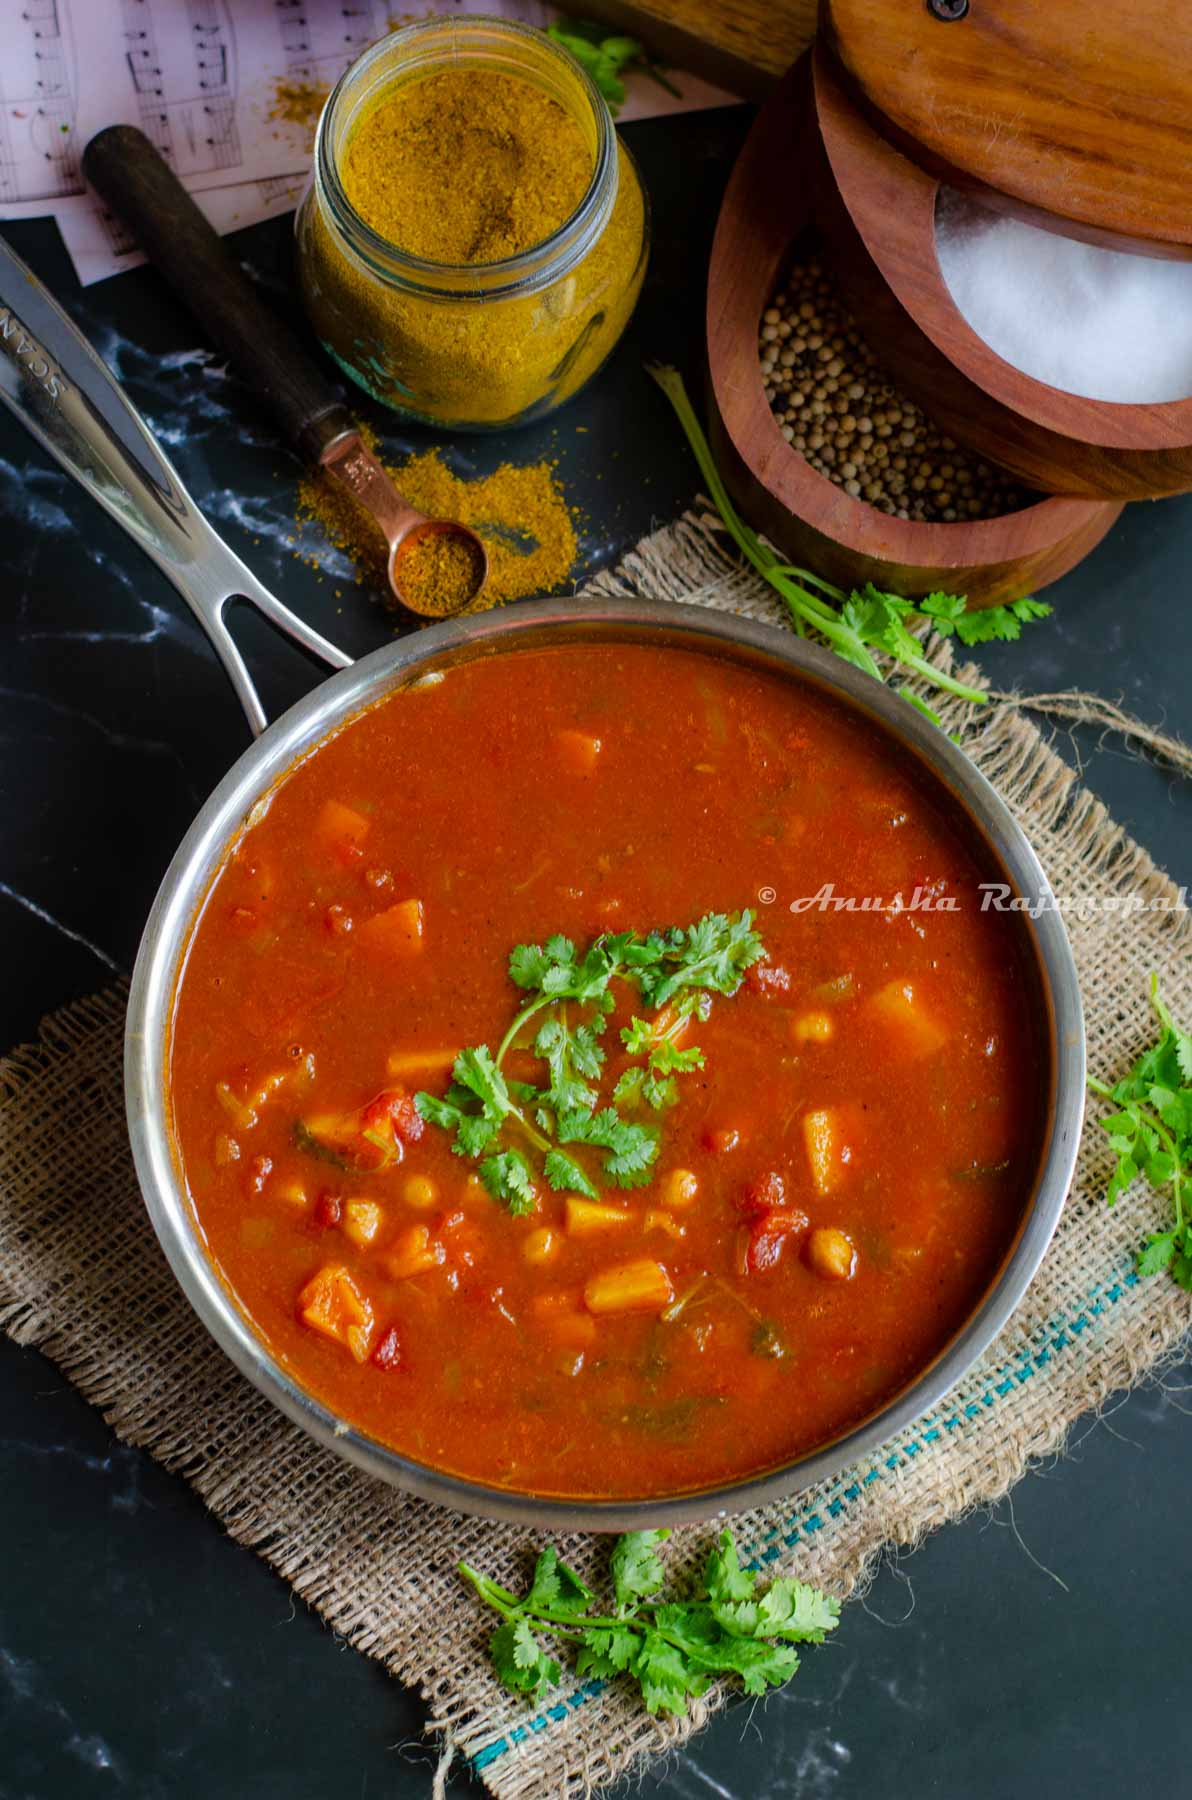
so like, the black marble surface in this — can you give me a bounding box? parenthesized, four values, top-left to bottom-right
(2, 109, 1190, 1800)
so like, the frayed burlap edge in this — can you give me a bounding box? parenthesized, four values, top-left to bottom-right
(1, 506, 1189, 1800)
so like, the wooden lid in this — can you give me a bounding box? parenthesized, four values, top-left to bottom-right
(822, 0, 1192, 252)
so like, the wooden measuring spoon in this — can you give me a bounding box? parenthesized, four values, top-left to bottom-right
(82, 125, 488, 618)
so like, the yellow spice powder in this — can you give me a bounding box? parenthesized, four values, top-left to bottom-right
(267, 79, 328, 133)
(296, 432, 579, 611)
(395, 528, 486, 616)
(342, 68, 593, 264)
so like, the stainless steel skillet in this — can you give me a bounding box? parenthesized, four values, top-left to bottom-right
(0, 236, 1085, 1530)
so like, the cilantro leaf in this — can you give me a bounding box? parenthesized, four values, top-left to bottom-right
(477, 1150, 536, 1215)
(489, 1620, 559, 1699)
(637, 911, 765, 1008)
(460, 1525, 839, 1719)
(525, 1546, 594, 1616)
(420, 912, 760, 1208)
(1088, 975, 1191, 1287)
(757, 1578, 842, 1642)
(705, 1529, 756, 1606)
(919, 591, 1053, 646)
(611, 1530, 669, 1609)
(542, 1148, 599, 1197)
(546, 19, 677, 115)
(559, 1106, 660, 1187)
(1137, 1231, 1178, 1276)
(634, 1630, 697, 1714)
(647, 366, 1053, 725)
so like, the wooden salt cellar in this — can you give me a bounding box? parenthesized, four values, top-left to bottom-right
(707, 0, 1192, 604)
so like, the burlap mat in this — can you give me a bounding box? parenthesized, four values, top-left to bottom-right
(2, 510, 1189, 1798)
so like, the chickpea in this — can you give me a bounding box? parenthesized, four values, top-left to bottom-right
(661, 1168, 700, 1209)
(403, 1174, 438, 1209)
(806, 1227, 857, 1281)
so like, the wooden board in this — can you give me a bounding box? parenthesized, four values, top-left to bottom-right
(824, 0, 1192, 251)
(575, 0, 816, 98)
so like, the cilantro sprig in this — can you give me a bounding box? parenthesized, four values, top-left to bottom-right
(415, 912, 764, 1212)
(1088, 974, 1192, 1288)
(547, 18, 680, 114)
(647, 364, 1051, 729)
(460, 1528, 839, 1716)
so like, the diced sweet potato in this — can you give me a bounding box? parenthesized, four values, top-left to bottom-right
(358, 898, 425, 956)
(298, 1089, 421, 1174)
(556, 729, 603, 776)
(297, 1264, 373, 1362)
(522, 1227, 560, 1265)
(385, 1047, 459, 1080)
(530, 1291, 597, 1348)
(867, 979, 947, 1059)
(342, 1199, 383, 1247)
(803, 1108, 852, 1195)
(384, 1224, 445, 1280)
(565, 1197, 633, 1235)
(316, 799, 371, 856)
(583, 1258, 673, 1315)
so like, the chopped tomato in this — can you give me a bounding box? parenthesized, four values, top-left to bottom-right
(702, 1124, 742, 1154)
(314, 1192, 343, 1229)
(371, 1326, 403, 1371)
(744, 1207, 810, 1273)
(361, 1088, 425, 1149)
(737, 1169, 788, 1219)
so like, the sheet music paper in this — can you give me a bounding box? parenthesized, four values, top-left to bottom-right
(0, 0, 736, 284)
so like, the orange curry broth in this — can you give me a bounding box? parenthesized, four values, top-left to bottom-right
(169, 642, 1045, 1499)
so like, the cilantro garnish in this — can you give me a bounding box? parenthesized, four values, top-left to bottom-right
(414, 912, 764, 1211)
(547, 18, 680, 115)
(647, 364, 1052, 729)
(460, 1528, 839, 1715)
(1088, 974, 1192, 1288)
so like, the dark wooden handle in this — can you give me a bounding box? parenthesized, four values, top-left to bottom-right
(83, 124, 353, 464)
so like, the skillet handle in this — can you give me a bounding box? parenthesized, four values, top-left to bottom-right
(83, 125, 354, 465)
(0, 232, 352, 736)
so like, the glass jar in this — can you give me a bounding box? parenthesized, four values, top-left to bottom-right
(295, 16, 650, 431)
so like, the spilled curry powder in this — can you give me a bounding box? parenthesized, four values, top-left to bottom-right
(296, 430, 579, 610)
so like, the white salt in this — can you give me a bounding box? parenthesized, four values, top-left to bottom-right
(934, 187, 1192, 404)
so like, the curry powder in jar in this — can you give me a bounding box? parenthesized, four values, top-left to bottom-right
(295, 17, 649, 431)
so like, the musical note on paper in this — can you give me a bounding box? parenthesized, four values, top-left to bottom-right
(0, 0, 79, 206)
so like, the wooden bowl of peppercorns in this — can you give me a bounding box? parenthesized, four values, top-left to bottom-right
(706, 57, 1121, 608)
